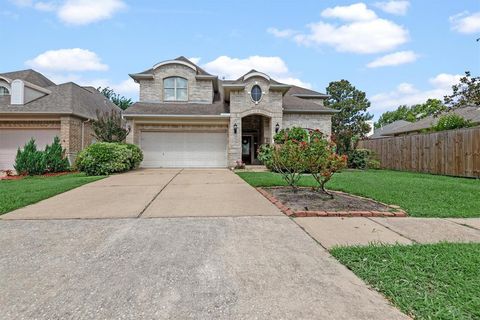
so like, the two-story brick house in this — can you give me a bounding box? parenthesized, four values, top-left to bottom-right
(124, 56, 338, 168)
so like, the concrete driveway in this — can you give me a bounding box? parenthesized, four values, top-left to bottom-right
(0, 217, 408, 320)
(0, 169, 409, 319)
(2, 169, 281, 220)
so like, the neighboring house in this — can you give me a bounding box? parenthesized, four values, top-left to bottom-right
(0, 69, 120, 170)
(384, 106, 480, 137)
(124, 56, 338, 168)
(369, 120, 412, 139)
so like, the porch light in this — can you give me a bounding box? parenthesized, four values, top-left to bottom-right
(275, 123, 280, 133)
(233, 123, 238, 134)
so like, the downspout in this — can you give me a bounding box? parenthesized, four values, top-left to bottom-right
(81, 119, 92, 149)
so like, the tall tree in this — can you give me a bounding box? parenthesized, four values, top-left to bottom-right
(444, 71, 480, 108)
(98, 87, 133, 110)
(375, 99, 447, 128)
(325, 80, 373, 155)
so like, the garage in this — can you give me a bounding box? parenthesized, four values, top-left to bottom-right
(140, 131, 228, 168)
(0, 129, 61, 170)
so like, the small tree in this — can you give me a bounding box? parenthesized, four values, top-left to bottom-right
(92, 110, 130, 143)
(44, 136, 70, 173)
(14, 139, 45, 176)
(303, 132, 347, 197)
(98, 87, 133, 110)
(270, 140, 307, 192)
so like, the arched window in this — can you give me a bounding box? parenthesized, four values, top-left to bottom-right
(251, 85, 262, 103)
(163, 77, 188, 101)
(0, 86, 9, 96)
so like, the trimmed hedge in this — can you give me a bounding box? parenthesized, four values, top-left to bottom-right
(75, 142, 143, 176)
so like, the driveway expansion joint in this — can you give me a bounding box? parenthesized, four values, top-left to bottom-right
(366, 217, 418, 244)
(136, 169, 183, 218)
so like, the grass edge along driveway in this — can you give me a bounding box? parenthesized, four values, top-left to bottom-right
(236, 169, 480, 218)
(0, 173, 104, 215)
(331, 242, 480, 320)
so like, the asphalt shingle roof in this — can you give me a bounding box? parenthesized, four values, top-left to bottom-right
(370, 120, 412, 139)
(0, 69, 56, 88)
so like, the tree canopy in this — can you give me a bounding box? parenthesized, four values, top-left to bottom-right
(325, 80, 373, 155)
(97, 87, 133, 110)
(375, 99, 446, 128)
(444, 71, 480, 108)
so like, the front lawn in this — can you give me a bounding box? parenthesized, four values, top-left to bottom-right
(237, 170, 480, 218)
(331, 243, 480, 320)
(0, 173, 104, 215)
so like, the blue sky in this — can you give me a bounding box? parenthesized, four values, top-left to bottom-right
(1, 0, 479, 119)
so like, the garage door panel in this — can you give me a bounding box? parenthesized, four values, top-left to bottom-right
(0, 129, 60, 170)
(140, 131, 227, 168)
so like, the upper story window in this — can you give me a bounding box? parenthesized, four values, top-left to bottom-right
(164, 77, 187, 101)
(251, 85, 262, 103)
(0, 86, 9, 96)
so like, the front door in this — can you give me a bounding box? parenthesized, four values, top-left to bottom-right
(242, 135, 253, 164)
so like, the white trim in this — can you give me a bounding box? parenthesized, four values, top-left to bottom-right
(243, 71, 270, 81)
(153, 60, 197, 72)
(123, 114, 231, 118)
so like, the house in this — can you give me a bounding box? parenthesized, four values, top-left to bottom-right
(369, 120, 412, 139)
(380, 106, 480, 137)
(0, 69, 120, 170)
(124, 56, 337, 168)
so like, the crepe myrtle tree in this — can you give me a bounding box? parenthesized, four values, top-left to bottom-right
(92, 110, 130, 143)
(97, 87, 133, 110)
(269, 128, 346, 195)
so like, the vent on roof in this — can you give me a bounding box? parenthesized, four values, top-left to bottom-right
(11, 79, 25, 105)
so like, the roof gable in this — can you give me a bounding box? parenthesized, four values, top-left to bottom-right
(0, 69, 55, 88)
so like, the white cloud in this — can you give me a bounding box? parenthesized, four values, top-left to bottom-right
(374, 1, 410, 16)
(10, 0, 125, 25)
(450, 11, 480, 34)
(84, 78, 138, 96)
(267, 27, 298, 38)
(188, 57, 201, 65)
(58, 0, 126, 25)
(201, 55, 311, 88)
(321, 3, 377, 21)
(271, 3, 409, 54)
(370, 73, 462, 114)
(367, 50, 418, 68)
(26, 48, 109, 72)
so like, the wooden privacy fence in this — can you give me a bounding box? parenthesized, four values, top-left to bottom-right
(359, 127, 480, 178)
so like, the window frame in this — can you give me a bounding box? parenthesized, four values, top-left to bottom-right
(163, 77, 188, 102)
(0, 86, 10, 96)
(251, 85, 262, 103)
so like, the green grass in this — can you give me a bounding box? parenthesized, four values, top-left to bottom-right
(0, 173, 104, 214)
(331, 243, 480, 320)
(236, 170, 480, 218)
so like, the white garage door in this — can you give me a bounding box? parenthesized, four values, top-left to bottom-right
(140, 131, 228, 168)
(0, 129, 61, 170)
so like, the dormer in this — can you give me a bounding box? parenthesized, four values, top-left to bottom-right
(0, 75, 51, 105)
(130, 56, 218, 104)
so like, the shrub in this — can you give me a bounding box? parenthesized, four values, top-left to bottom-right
(432, 114, 474, 132)
(14, 139, 45, 176)
(274, 127, 309, 144)
(75, 142, 134, 176)
(348, 148, 380, 170)
(44, 136, 70, 173)
(124, 143, 143, 169)
(257, 144, 273, 169)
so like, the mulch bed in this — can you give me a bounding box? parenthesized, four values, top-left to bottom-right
(0, 171, 73, 181)
(258, 187, 407, 217)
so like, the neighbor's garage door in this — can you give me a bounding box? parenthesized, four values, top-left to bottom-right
(0, 129, 61, 170)
(140, 131, 228, 168)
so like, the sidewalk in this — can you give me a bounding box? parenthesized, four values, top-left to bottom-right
(295, 217, 480, 249)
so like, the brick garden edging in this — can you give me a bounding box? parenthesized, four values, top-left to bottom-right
(257, 187, 407, 218)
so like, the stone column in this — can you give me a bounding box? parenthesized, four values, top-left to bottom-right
(228, 115, 242, 167)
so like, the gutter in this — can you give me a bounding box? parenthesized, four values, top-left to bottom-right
(122, 113, 231, 118)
